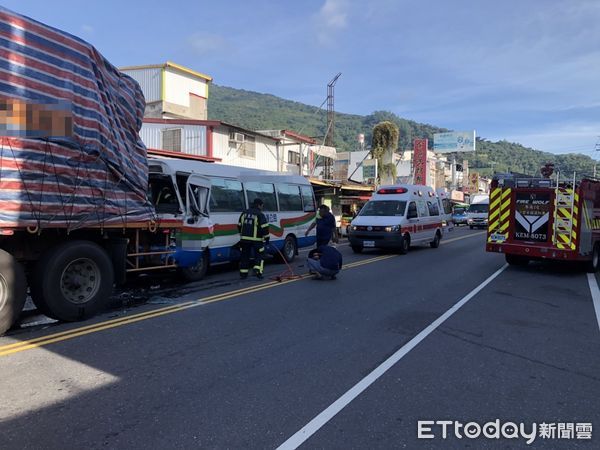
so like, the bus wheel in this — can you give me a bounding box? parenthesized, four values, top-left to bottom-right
(180, 250, 209, 281)
(399, 234, 410, 255)
(505, 254, 529, 266)
(31, 241, 114, 322)
(0, 249, 27, 335)
(586, 244, 600, 273)
(430, 231, 441, 249)
(281, 236, 297, 263)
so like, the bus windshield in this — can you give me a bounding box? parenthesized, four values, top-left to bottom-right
(359, 200, 407, 217)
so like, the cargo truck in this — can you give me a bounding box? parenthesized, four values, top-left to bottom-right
(0, 8, 318, 334)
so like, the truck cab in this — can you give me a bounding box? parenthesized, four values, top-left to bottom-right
(467, 194, 490, 229)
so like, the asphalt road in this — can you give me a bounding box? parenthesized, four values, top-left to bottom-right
(1, 227, 599, 449)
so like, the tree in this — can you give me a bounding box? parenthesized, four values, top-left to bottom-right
(371, 121, 399, 185)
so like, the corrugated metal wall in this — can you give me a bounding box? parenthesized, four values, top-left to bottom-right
(121, 68, 161, 103)
(139, 123, 207, 155)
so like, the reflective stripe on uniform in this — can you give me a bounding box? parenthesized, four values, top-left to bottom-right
(253, 260, 264, 273)
(240, 236, 263, 242)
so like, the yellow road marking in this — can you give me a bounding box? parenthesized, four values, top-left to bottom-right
(441, 230, 486, 244)
(0, 232, 483, 357)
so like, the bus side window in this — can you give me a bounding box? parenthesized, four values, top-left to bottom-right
(209, 178, 244, 212)
(277, 184, 303, 211)
(245, 182, 278, 211)
(300, 185, 316, 212)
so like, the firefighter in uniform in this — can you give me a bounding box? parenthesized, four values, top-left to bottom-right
(238, 198, 270, 279)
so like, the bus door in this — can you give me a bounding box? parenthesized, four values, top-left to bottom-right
(183, 174, 213, 251)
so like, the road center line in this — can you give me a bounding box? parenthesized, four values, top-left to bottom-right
(0, 232, 485, 357)
(276, 263, 508, 450)
(586, 274, 600, 333)
(0, 255, 393, 356)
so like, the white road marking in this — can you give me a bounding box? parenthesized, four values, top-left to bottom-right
(276, 263, 508, 450)
(586, 274, 600, 332)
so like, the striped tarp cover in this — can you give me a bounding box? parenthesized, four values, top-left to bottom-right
(0, 7, 155, 230)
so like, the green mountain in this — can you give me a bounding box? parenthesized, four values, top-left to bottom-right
(208, 84, 597, 178)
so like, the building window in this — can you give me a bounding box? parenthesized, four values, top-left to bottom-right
(288, 151, 300, 166)
(239, 135, 255, 158)
(162, 128, 182, 152)
(228, 130, 255, 159)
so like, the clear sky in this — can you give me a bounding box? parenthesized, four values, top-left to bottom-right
(6, 0, 600, 157)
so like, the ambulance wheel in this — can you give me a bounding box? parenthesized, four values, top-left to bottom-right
(281, 236, 297, 263)
(180, 250, 209, 281)
(430, 231, 441, 249)
(585, 244, 600, 273)
(0, 249, 27, 335)
(399, 234, 410, 255)
(351, 245, 363, 254)
(30, 241, 114, 322)
(505, 254, 529, 266)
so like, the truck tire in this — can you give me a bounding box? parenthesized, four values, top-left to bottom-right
(430, 231, 441, 249)
(399, 234, 410, 255)
(180, 250, 209, 282)
(505, 254, 529, 266)
(0, 249, 27, 335)
(586, 244, 600, 273)
(31, 241, 114, 322)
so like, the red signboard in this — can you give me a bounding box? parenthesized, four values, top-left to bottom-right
(413, 138, 428, 185)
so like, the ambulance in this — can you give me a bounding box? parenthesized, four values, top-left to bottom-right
(348, 184, 445, 254)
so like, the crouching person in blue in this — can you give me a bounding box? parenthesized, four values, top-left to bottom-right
(307, 245, 342, 280)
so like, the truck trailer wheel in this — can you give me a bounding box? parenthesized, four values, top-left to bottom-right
(586, 244, 600, 273)
(31, 241, 114, 322)
(0, 249, 27, 335)
(505, 254, 529, 266)
(180, 250, 209, 282)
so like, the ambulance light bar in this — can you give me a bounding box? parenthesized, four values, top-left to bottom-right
(377, 188, 408, 194)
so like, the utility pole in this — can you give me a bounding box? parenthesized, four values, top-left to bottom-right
(326, 73, 341, 148)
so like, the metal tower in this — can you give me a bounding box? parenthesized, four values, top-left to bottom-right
(326, 72, 341, 147)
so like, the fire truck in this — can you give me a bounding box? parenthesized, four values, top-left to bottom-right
(486, 172, 600, 271)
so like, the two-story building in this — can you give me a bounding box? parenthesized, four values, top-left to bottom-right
(120, 62, 212, 120)
(139, 119, 282, 171)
